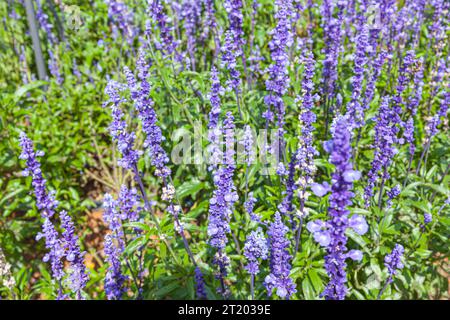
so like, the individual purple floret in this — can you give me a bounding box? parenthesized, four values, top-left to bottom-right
(244, 228, 268, 275)
(60, 210, 89, 299)
(384, 244, 404, 284)
(264, 212, 296, 299)
(194, 266, 207, 299)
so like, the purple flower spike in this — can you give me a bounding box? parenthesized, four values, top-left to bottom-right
(384, 244, 404, 284)
(104, 80, 142, 170)
(208, 112, 237, 293)
(19, 133, 65, 283)
(36, 217, 65, 281)
(244, 228, 268, 275)
(264, 0, 294, 133)
(60, 210, 89, 298)
(423, 213, 432, 225)
(104, 234, 127, 300)
(319, 116, 365, 300)
(264, 212, 296, 299)
(194, 267, 207, 299)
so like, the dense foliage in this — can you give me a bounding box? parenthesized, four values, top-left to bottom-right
(0, 0, 449, 300)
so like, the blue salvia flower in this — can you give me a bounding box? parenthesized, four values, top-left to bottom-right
(386, 185, 401, 209)
(104, 0, 135, 43)
(181, 0, 201, 71)
(207, 66, 224, 171)
(60, 210, 89, 299)
(347, 17, 369, 129)
(308, 116, 367, 300)
(403, 118, 415, 156)
(123, 51, 203, 291)
(200, 0, 218, 46)
(208, 66, 223, 130)
(19, 133, 59, 218)
(423, 213, 432, 226)
(35, 0, 57, 45)
(224, 0, 244, 56)
(393, 50, 416, 122)
(278, 154, 297, 218)
(208, 112, 238, 294)
(264, 212, 296, 299)
(19, 133, 65, 283)
(244, 227, 268, 300)
(36, 217, 65, 282)
(72, 58, 82, 83)
(295, 49, 318, 191)
(117, 185, 141, 222)
(128, 50, 171, 178)
(194, 267, 207, 299)
(321, 0, 345, 102)
(364, 96, 403, 207)
(363, 50, 387, 113)
(48, 49, 63, 85)
(104, 234, 127, 300)
(244, 192, 261, 223)
(384, 244, 404, 284)
(407, 57, 424, 117)
(147, 0, 178, 56)
(437, 84, 449, 121)
(104, 80, 142, 170)
(263, 0, 293, 133)
(102, 189, 138, 300)
(241, 125, 255, 166)
(221, 30, 241, 94)
(244, 228, 268, 275)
